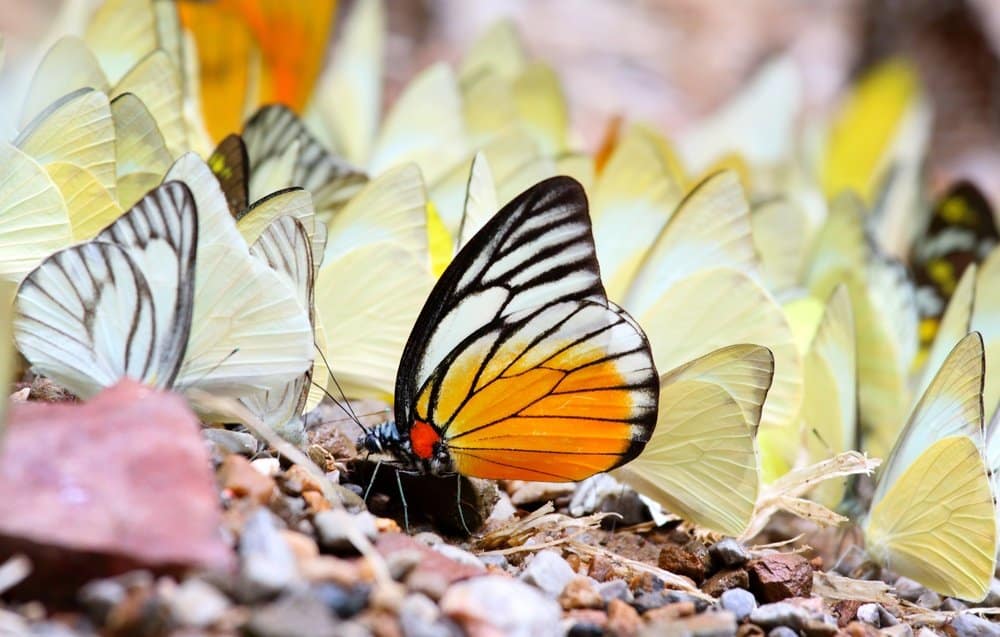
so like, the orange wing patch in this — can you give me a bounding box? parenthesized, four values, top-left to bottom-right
(413, 301, 657, 481)
(178, 0, 336, 141)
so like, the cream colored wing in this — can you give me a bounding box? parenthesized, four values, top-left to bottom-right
(368, 63, 467, 184)
(752, 197, 813, 295)
(0, 143, 73, 281)
(237, 188, 322, 267)
(305, 0, 384, 165)
(15, 88, 116, 198)
(865, 435, 995, 602)
(20, 37, 109, 127)
(459, 19, 527, 84)
(590, 125, 685, 300)
(631, 267, 801, 430)
(614, 376, 763, 536)
(457, 152, 499, 250)
(164, 153, 246, 251)
(112, 50, 187, 158)
(874, 332, 985, 506)
(802, 285, 857, 507)
(44, 162, 122, 241)
(14, 182, 196, 398)
(0, 278, 15, 438)
(803, 192, 868, 300)
(111, 93, 172, 208)
(973, 248, 1000, 425)
(624, 171, 757, 316)
(512, 62, 568, 155)
(84, 0, 159, 84)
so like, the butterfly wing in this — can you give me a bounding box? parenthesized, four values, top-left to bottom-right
(614, 344, 774, 535)
(111, 93, 173, 209)
(395, 176, 658, 481)
(209, 134, 251, 217)
(14, 181, 197, 398)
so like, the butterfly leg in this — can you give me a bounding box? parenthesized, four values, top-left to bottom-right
(395, 468, 410, 532)
(364, 459, 382, 502)
(456, 475, 471, 536)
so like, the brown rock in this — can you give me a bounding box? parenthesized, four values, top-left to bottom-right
(559, 576, 604, 610)
(845, 620, 880, 637)
(567, 608, 608, 629)
(281, 465, 324, 495)
(376, 534, 482, 587)
(302, 491, 331, 513)
(652, 611, 738, 637)
(702, 568, 750, 597)
(658, 541, 710, 583)
(834, 600, 863, 627)
(643, 601, 696, 622)
(218, 455, 275, 505)
(589, 553, 626, 582)
(607, 599, 642, 637)
(280, 530, 319, 562)
(748, 553, 813, 602)
(0, 381, 233, 600)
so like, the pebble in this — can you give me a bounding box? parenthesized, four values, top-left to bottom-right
(79, 577, 128, 625)
(559, 576, 605, 610)
(659, 542, 711, 583)
(399, 593, 456, 637)
(642, 611, 738, 637)
(711, 539, 750, 568)
(607, 599, 643, 637)
(240, 508, 300, 596)
(598, 579, 634, 604)
(220, 455, 276, 505)
(440, 575, 561, 637)
(768, 627, 799, 637)
(720, 588, 757, 622)
(509, 481, 576, 507)
(203, 428, 259, 456)
(748, 554, 813, 602)
(519, 550, 576, 598)
(893, 577, 926, 603)
(950, 614, 1000, 637)
(478, 553, 510, 571)
(166, 578, 230, 628)
(314, 510, 378, 552)
(750, 602, 811, 630)
(245, 594, 341, 637)
(431, 545, 486, 572)
(568, 619, 606, 637)
(879, 625, 912, 637)
(941, 598, 969, 612)
(981, 579, 1000, 607)
(313, 583, 370, 618)
(917, 590, 942, 609)
(703, 568, 750, 596)
(916, 629, 943, 637)
(413, 532, 444, 547)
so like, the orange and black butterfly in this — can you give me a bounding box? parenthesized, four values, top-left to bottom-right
(911, 181, 999, 359)
(362, 176, 659, 482)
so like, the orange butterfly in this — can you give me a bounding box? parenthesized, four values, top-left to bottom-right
(362, 176, 659, 482)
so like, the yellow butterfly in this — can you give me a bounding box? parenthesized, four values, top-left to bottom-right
(864, 331, 995, 601)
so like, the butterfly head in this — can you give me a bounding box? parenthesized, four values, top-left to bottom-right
(357, 420, 454, 476)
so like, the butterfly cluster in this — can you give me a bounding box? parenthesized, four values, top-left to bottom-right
(0, 0, 999, 605)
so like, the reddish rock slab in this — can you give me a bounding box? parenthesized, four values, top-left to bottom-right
(748, 553, 813, 602)
(0, 380, 233, 600)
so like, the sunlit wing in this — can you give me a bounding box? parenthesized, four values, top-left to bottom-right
(614, 344, 773, 535)
(802, 192, 868, 300)
(111, 93, 173, 209)
(914, 265, 975, 402)
(0, 143, 73, 281)
(457, 152, 499, 250)
(973, 247, 1000, 425)
(19, 37, 110, 127)
(13, 181, 196, 398)
(512, 62, 569, 155)
(865, 435, 995, 602)
(44, 162, 122, 241)
(112, 50, 187, 158)
(83, 0, 159, 85)
(458, 19, 527, 85)
(395, 176, 658, 481)
(752, 197, 813, 295)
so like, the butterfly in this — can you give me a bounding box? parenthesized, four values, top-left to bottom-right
(0, 278, 15, 440)
(911, 182, 999, 367)
(13, 171, 315, 413)
(362, 176, 659, 483)
(864, 331, 995, 601)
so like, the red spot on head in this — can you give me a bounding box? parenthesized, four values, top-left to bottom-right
(410, 420, 440, 460)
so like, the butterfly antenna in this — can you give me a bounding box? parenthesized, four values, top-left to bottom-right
(456, 475, 472, 536)
(395, 468, 410, 533)
(309, 379, 367, 430)
(313, 344, 366, 429)
(364, 459, 382, 503)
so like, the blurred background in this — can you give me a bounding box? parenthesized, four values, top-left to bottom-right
(2, 0, 999, 199)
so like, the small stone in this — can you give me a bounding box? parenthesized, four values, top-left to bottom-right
(406, 568, 451, 601)
(283, 465, 324, 494)
(917, 590, 942, 610)
(560, 576, 604, 610)
(252, 457, 282, 477)
(703, 568, 750, 596)
(399, 593, 452, 637)
(313, 583, 370, 618)
(738, 625, 765, 637)
(241, 508, 300, 596)
(750, 602, 810, 630)
(431, 544, 486, 572)
(768, 628, 799, 637)
(834, 601, 862, 627)
(386, 550, 423, 581)
(659, 542, 711, 583)
(748, 554, 813, 602)
(879, 625, 912, 637)
(79, 577, 130, 625)
(588, 553, 624, 582)
(245, 594, 341, 637)
(203, 428, 258, 456)
(303, 491, 332, 513)
(949, 614, 1000, 637)
(893, 577, 927, 602)
(916, 629, 943, 637)
(682, 611, 738, 637)
(166, 578, 230, 628)
(607, 599, 642, 637)
(711, 539, 750, 568)
(413, 532, 444, 547)
(720, 588, 757, 622)
(598, 579, 634, 604)
(941, 598, 969, 612)
(845, 621, 880, 637)
(221, 455, 276, 505)
(644, 601, 696, 623)
(857, 604, 881, 626)
(441, 575, 561, 637)
(509, 481, 576, 507)
(520, 550, 576, 598)
(478, 553, 509, 571)
(980, 579, 1000, 607)
(300, 555, 365, 586)
(567, 608, 608, 631)
(804, 618, 839, 637)
(314, 510, 378, 552)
